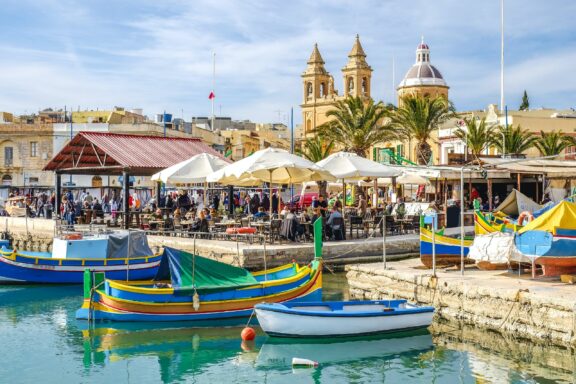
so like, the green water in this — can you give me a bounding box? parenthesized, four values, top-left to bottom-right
(0, 274, 574, 383)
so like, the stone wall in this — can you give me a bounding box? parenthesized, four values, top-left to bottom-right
(347, 260, 576, 347)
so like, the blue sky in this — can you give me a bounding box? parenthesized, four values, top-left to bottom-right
(1, 0, 574, 124)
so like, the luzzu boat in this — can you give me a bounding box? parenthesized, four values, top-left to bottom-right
(0, 231, 161, 284)
(420, 227, 474, 268)
(515, 200, 576, 276)
(76, 247, 322, 322)
(474, 211, 519, 235)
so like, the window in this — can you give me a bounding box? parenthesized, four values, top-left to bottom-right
(92, 175, 103, 188)
(28, 177, 39, 184)
(4, 147, 13, 166)
(347, 78, 354, 93)
(1, 175, 11, 186)
(307, 82, 313, 97)
(30, 142, 38, 157)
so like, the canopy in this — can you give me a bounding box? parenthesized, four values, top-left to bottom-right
(153, 247, 258, 295)
(106, 230, 153, 259)
(519, 200, 576, 234)
(207, 147, 335, 185)
(315, 152, 400, 180)
(481, 157, 576, 178)
(150, 153, 230, 184)
(494, 189, 541, 216)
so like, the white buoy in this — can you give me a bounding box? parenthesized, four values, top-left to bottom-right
(292, 357, 318, 368)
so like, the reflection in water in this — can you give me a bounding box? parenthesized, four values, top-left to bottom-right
(1, 275, 575, 383)
(432, 320, 576, 384)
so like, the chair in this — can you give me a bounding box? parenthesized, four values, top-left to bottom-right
(269, 219, 282, 243)
(349, 215, 364, 239)
(382, 215, 399, 235)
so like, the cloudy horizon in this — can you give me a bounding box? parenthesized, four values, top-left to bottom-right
(1, 0, 574, 124)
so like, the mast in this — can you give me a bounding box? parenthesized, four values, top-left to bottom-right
(211, 52, 216, 131)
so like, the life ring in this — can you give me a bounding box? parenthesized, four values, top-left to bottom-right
(517, 211, 534, 226)
(236, 227, 256, 234)
(62, 233, 83, 240)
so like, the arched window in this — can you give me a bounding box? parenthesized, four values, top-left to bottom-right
(347, 77, 354, 94)
(362, 78, 368, 96)
(92, 175, 103, 188)
(2, 175, 12, 186)
(306, 119, 312, 132)
(320, 82, 326, 97)
(307, 82, 313, 97)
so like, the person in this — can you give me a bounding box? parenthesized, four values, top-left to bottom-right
(62, 196, 75, 228)
(253, 207, 269, 220)
(357, 194, 367, 217)
(212, 193, 220, 211)
(326, 206, 344, 240)
(176, 190, 191, 215)
(79, 189, 87, 203)
(111, 199, 118, 220)
(192, 210, 209, 233)
(250, 193, 260, 214)
(271, 192, 279, 214)
(261, 193, 270, 212)
(493, 195, 500, 208)
(84, 191, 94, 206)
(280, 209, 299, 242)
(243, 195, 252, 215)
(312, 195, 328, 218)
(92, 198, 104, 218)
(209, 207, 218, 219)
(470, 187, 479, 201)
(204, 208, 212, 221)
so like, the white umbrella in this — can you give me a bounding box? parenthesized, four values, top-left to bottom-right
(316, 152, 400, 208)
(151, 153, 230, 207)
(151, 153, 230, 184)
(396, 172, 430, 185)
(207, 148, 336, 214)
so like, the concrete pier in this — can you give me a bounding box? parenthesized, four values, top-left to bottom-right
(346, 258, 576, 347)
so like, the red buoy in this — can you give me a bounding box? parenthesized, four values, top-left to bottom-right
(241, 327, 256, 341)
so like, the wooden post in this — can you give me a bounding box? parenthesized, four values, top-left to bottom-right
(123, 170, 130, 229)
(517, 173, 521, 192)
(535, 174, 539, 204)
(487, 178, 493, 211)
(55, 173, 62, 219)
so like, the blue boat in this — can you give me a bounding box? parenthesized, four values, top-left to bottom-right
(255, 300, 434, 338)
(420, 227, 473, 268)
(0, 230, 161, 284)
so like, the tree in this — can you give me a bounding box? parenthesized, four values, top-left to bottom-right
(454, 117, 496, 161)
(534, 130, 571, 156)
(491, 124, 537, 156)
(389, 95, 455, 165)
(319, 96, 395, 158)
(297, 135, 334, 198)
(519, 90, 530, 111)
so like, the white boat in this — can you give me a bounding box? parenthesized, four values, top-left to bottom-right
(254, 300, 434, 338)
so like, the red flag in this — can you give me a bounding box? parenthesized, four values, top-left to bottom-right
(208, 91, 215, 100)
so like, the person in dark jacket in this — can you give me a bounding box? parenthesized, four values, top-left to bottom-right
(261, 194, 270, 212)
(271, 193, 279, 214)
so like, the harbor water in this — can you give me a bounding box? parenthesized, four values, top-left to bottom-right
(0, 273, 574, 383)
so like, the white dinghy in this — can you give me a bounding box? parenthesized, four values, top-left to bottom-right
(255, 300, 434, 338)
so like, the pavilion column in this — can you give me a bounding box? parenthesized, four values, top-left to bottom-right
(228, 185, 234, 215)
(55, 173, 61, 220)
(156, 181, 161, 208)
(517, 173, 521, 192)
(123, 170, 130, 229)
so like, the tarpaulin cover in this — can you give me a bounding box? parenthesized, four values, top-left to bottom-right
(106, 231, 153, 259)
(519, 200, 576, 234)
(468, 232, 514, 263)
(495, 189, 541, 217)
(154, 247, 258, 295)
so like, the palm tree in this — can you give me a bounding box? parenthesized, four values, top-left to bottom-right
(491, 124, 537, 156)
(389, 95, 455, 165)
(319, 96, 395, 158)
(297, 135, 334, 198)
(534, 130, 572, 156)
(454, 117, 496, 161)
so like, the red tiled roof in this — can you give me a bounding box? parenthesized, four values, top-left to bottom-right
(44, 132, 224, 175)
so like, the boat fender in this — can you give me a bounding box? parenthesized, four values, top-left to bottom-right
(241, 327, 256, 341)
(192, 291, 200, 311)
(292, 357, 318, 368)
(518, 211, 534, 226)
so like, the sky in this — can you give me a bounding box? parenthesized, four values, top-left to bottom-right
(1, 0, 574, 124)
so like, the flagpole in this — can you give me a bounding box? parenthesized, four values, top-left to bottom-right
(211, 52, 216, 131)
(500, 0, 505, 112)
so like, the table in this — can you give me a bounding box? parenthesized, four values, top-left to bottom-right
(250, 222, 270, 233)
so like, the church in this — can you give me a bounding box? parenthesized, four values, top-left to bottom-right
(300, 35, 449, 163)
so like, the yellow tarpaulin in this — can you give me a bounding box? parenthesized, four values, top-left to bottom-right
(519, 200, 576, 233)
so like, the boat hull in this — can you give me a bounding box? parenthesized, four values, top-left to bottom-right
(0, 251, 161, 284)
(255, 300, 434, 338)
(420, 228, 472, 269)
(76, 261, 323, 322)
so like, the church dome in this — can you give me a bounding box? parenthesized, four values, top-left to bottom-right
(398, 40, 447, 89)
